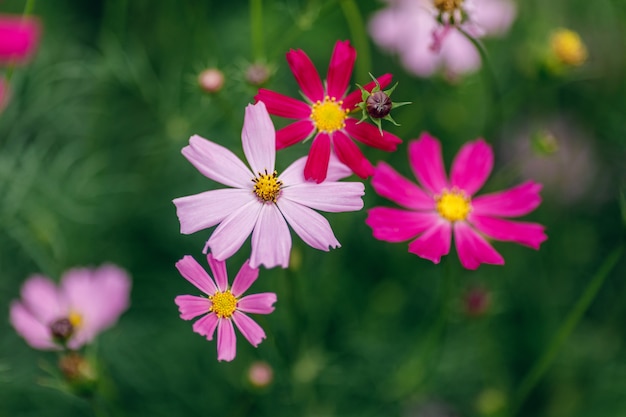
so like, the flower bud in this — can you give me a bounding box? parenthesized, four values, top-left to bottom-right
(198, 68, 224, 93)
(366, 90, 392, 119)
(245, 63, 271, 86)
(463, 286, 491, 317)
(58, 352, 98, 396)
(247, 361, 273, 388)
(50, 318, 74, 343)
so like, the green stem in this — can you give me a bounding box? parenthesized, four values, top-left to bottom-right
(509, 246, 623, 416)
(250, 0, 264, 61)
(339, 0, 370, 83)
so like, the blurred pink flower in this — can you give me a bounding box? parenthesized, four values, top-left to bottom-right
(10, 264, 131, 350)
(366, 132, 547, 269)
(0, 15, 41, 64)
(255, 40, 402, 183)
(173, 101, 365, 269)
(368, 0, 516, 78)
(174, 254, 276, 362)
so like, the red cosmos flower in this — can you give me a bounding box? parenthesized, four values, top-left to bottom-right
(255, 40, 402, 183)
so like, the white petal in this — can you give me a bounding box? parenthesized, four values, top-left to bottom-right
(250, 204, 291, 269)
(277, 199, 340, 251)
(282, 182, 364, 212)
(207, 200, 262, 261)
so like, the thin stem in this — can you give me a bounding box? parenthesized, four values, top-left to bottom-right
(339, 0, 370, 83)
(509, 246, 623, 416)
(250, 0, 264, 61)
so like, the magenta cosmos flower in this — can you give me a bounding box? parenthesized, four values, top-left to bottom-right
(366, 133, 547, 269)
(10, 264, 131, 350)
(174, 254, 276, 362)
(255, 40, 402, 183)
(173, 101, 365, 269)
(0, 15, 40, 64)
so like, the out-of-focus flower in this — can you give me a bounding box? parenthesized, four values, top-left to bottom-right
(245, 61, 272, 86)
(10, 265, 131, 350)
(368, 0, 516, 78)
(58, 352, 98, 395)
(366, 132, 547, 270)
(173, 101, 364, 269)
(0, 15, 41, 64)
(255, 40, 402, 183)
(475, 388, 507, 416)
(549, 28, 587, 67)
(174, 254, 276, 362)
(463, 285, 491, 317)
(198, 68, 224, 93)
(247, 360, 274, 387)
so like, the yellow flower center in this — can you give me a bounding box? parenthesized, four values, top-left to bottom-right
(253, 169, 282, 203)
(434, 0, 464, 15)
(436, 189, 471, 222)
(310, 96, 348, 133)
(550, 29, 587, 66)
(69, 311, 83, 328)
(210, 291, 238, 319)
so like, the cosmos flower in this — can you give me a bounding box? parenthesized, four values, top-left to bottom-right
(173, 101, 365, 269)
(368, 0, 516, 78)
(0, 14, 41, 64)
(174, 254, 276, 362)
(9, 264, 131, 350)
(255, 40, 402, 183)
(366, 132, 547, 269)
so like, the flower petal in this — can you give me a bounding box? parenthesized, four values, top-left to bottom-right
(0, 16, 40, 64)
(408, 133, 449, 195)
(344, 118, 402, 151)
(276, 120, 316, 150)
(278, 199, 340, 251)
(326, 40, 356, 99)
(472, 181, 543, 217)
(343, 73, 393, 111)
(286, 48, 324, 102)
(282, 181, 364, 212)
(231, 259, 259, 297)
(407, 221, 452, 264)
(255, 89, 311, 119)
(250, 204, 291, 269)
(82, 264, 131, 335)
(182, 135, 253, 188)
(20, 275, 63, 324)
(206, 253, 228, 292)
(371, 162, 435, 210)
(237, 293, 277, 315)
(9, 301, 56, 350)
(175, 255, 218, 295)
(232, 311, 266, 348)
(469, 215, 547, 249)
(453, 222, 505, 270)
(472, 0, 517, 36)
(173, 188, 254, 235)
(207, 199, 263, 261)
(366, 208, 439, 242)
(175, 295, 211, 320)
(192, 313, 219, 341)
(450, 138, 493, 195)
(333, 130, 375, 179)
(441, 30, 482, 76)
(281, 154, 352, 185)
(242, 102, 276, 174)
(304, 133, 331, 183)
(217, 318, 237, 362)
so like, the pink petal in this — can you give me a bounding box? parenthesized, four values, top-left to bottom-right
(453, 222, 505, 270)
(343, 73, 393, 111)
(237, 293, 277, 315)
(206, 253, 228, 292)
(326, 152, 356, 181)
(9, 301, 56, 350)
(217, 318, 237, 362)
(175, 295, 211, 320)
(230, 259, 259, 297)
(276, 120, 316, 150)
(20, 275, 64, 324)
(469, 215, 547, 249)
(84, 264, 131, 333)
(207, 199, 263, 261)
(472, 0, 517, 36)
(286, 48, 324, 102)
(344, 118, 402, 151)
(182, 135, 253, 188)
(366, 208, 439, 242)
(281, 181, 364, 212)
(173, 188, 254, 235)
(407, 221, 452, 264)
(408, 133, 449, 195)
(277, 198, 340, 251)
(175, 255, 218, 296)
(254, 89, 311, 119)
(371, 162, 435, 210)
(250, 204, 291, 269)
(304, 133, 331, 183)
(232, 311, 266, 348)
(472, 181, 543, 217)
(450, 138, 493, 195)
(0, 16, 40, 64)
(242, 102, 276, 175)
(326, 40, 356, 99)
(333, 130, 375, 179)
(440, 30, 481, 76)
(192, 313, 219, 341)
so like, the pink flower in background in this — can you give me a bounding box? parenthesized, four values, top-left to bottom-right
(173, 101, 365, 269)
(368, 0, 516, 78)
(255, 40, 402, 183)
(174, 254, 276, 362)
(0, 15, 41, 64)
(10, 264, 131, 350)
(366, 133, 547, 269)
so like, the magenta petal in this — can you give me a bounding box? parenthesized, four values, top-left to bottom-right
(371, 162, 435, 210)
(276, 120, 316, 150)
(0, 16, 40, 64)
(407, 221, 452, 264)
(472, 181, 543, 217)
(304, 133, 331, 183)
(450, 138, 493, 195)
(207, 199, 263, 261)
(409, 133, 449, 195)
(281, 154, 352, 185)
(206, 253, 228, 292)
(333, 130, 374, 179)
(343, 73, 393, 111)
(344, 118, 402, 151)
(217, 318, 237, 362)
(175, 255, 218, 296)
(281, 181, 364, 213)
(326, 40, 356, 99)
(9, 301, 56, 350)
(255, 89, 311, 119)
(192, 313, 219, 341)
(366, 208, 439, 242)
(454, 222, 505, 270)
(231, 259, 259, 297)
(20, 275, 63, 324)
(237, 293, 277, 315)
(250, 204, 291, 269)
(232, 311, 267, 348)
(242, 102, 276, 174)
(469, 215, 547, 249)
(286, 48, 324, 102)
(175, 295, 211, 320)
(277, 199, 340, 251)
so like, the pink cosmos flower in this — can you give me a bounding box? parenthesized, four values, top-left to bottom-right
(174, 254, 276, 362)
(173, 101, 365, 269)
(366, 133, 547, 269)
(369, 0, 516, 78)
(0, 15, 41, 64)
(9, 264, 131, 350)
(255, 40, 402, 183)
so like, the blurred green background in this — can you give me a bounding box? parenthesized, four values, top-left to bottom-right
(1, 0, 625, 416)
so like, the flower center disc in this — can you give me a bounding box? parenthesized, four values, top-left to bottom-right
(210, 291, 237, 319)
(434, 0, 464, 14)
(310, 96, 348, 133)
(436, 189, 471, 222)
(253, 170, 282, 202)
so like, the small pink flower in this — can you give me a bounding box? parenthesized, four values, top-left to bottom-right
(366, 132, 547, 269)
(10, 264, 131, 350)
(173, 101, 365, 269)
(174, 254, 276, 362)
(0, 15, 41, 65)
(255, 40, 402, 183)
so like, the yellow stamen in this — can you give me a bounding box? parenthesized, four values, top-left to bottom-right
(210, 291, 237, 319)
(434, 0, 464, 15)
(252, 169, 282, 203)
(310, 96, 348, 133)
(436, 189, 471, 222)
(68, 311, 82, 328)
